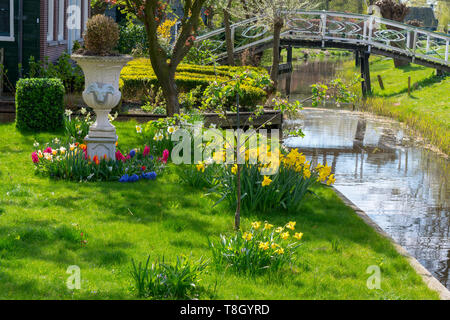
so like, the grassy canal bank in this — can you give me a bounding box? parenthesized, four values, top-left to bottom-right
(341, 57, 449, 155)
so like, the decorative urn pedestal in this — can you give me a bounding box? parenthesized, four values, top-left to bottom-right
(71, 54, 132, 160)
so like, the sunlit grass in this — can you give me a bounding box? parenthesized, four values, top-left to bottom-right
(0, 122, 439, 299)
(341, 58, 449, 155)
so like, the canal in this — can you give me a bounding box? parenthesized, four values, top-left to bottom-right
(279, 59, 450, 289)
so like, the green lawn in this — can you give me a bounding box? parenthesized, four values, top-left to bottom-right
(0, 121, 439, 299)
(342, 58, 450, 155)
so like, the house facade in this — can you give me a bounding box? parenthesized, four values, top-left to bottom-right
(0, 0, 91, 90)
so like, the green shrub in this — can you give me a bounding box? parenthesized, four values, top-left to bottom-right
(118, 23, 148, 55)
(16, 78, 65, 131)
(130, 255, 208, 299)
(28, 53, 84, 93)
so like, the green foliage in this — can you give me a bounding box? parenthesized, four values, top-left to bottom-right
(118, 23, 149, 55)
(28, 53, 84, 93)
(183, 39, 217, 65)
(208, 221, 303, 275)
(130, 255, 208, 299)
(177, 163, 221, 189)
(15, 78, 65, 132)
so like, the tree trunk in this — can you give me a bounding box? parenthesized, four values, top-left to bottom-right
(153, 65, 179, 116)
(270, 18, 283, 87)
(223, 1, 234, 66)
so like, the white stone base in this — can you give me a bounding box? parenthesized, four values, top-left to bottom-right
(85, 135, 117, 161)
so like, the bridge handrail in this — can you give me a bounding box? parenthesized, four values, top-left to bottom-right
(194, 10, 449, 66)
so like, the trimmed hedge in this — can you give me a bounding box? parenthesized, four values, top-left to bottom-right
(120, 59, 269, 107)
(15, 78, 65, 131)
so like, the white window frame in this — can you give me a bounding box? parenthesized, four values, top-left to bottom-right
(75, 0, 81, 40)
(58, 0, 65, 41)
(0, 0, 14, 41)
(83, 0, 88, 33)
(47, 0, 55, 42)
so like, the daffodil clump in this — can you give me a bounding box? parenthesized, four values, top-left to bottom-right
(208, 221, 303, 275)
(31, 138, 164, 182)
(215, 147, 335, 213)
(63, 108, 108, 143)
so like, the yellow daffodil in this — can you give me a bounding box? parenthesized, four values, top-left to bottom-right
(196, 162, 205, 172)
(259, 241, 269, 250)
(69, 144, 75, 151)
(294, 232, 303, 240)
(286, 221, 296, 230)
(264, 222, 273, 230)
(136, 125, 142, 133)
(261, 176, 272, 187)
(59, 147, 66, 154)
(231, 164, 238, 174)
(275, 247, 285, 255)
(280, 232, 290, 240)
(37, 150, 43, 158)
(327, 174, 336, 185)
(271, 242, 278, 249)
(251, 221, 261, 230)
(52, 149, 57, 155)
(242, 232, 253, 241)
(275, 227, 283, 233)
(303, 168, 311, 179)
(213, 151, 224, 164)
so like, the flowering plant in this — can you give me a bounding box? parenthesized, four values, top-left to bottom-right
(213, 147, 335, 213)
(209, 220, 303, 274)
(31, 139, 164, 182)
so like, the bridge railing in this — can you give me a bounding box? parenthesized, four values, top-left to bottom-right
(194, 10, 449, 66)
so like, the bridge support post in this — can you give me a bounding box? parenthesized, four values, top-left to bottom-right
(355, 50, 360, 67)
(286, 46, 293, 69)
(359, 51, 371, 96)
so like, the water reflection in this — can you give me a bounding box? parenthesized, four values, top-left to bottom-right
(278, 59, 345, 102)
(284, 108, 450, 288)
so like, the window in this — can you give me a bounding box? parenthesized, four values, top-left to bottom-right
(47, 0, 55, 42)
(58, 0, 65, 41)
(0, 0, 14, 41)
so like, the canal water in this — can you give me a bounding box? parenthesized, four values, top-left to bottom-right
(279, 59, 450, 289)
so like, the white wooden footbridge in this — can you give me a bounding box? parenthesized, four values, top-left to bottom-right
(195, 10, 450, 94)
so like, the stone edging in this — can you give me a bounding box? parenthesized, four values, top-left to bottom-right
(331, 186, 450, 300)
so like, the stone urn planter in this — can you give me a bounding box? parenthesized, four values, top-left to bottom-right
(71, 54, 132, 160)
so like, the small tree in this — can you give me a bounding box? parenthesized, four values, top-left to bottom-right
(116, 0, 207, 116)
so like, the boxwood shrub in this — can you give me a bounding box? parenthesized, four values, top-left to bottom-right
(120, 58, 269, 107)
(16, 78, 65, 131)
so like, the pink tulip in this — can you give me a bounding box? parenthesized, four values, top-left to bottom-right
(143, 145, 150, 157)
(31, 152, 39, 163)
